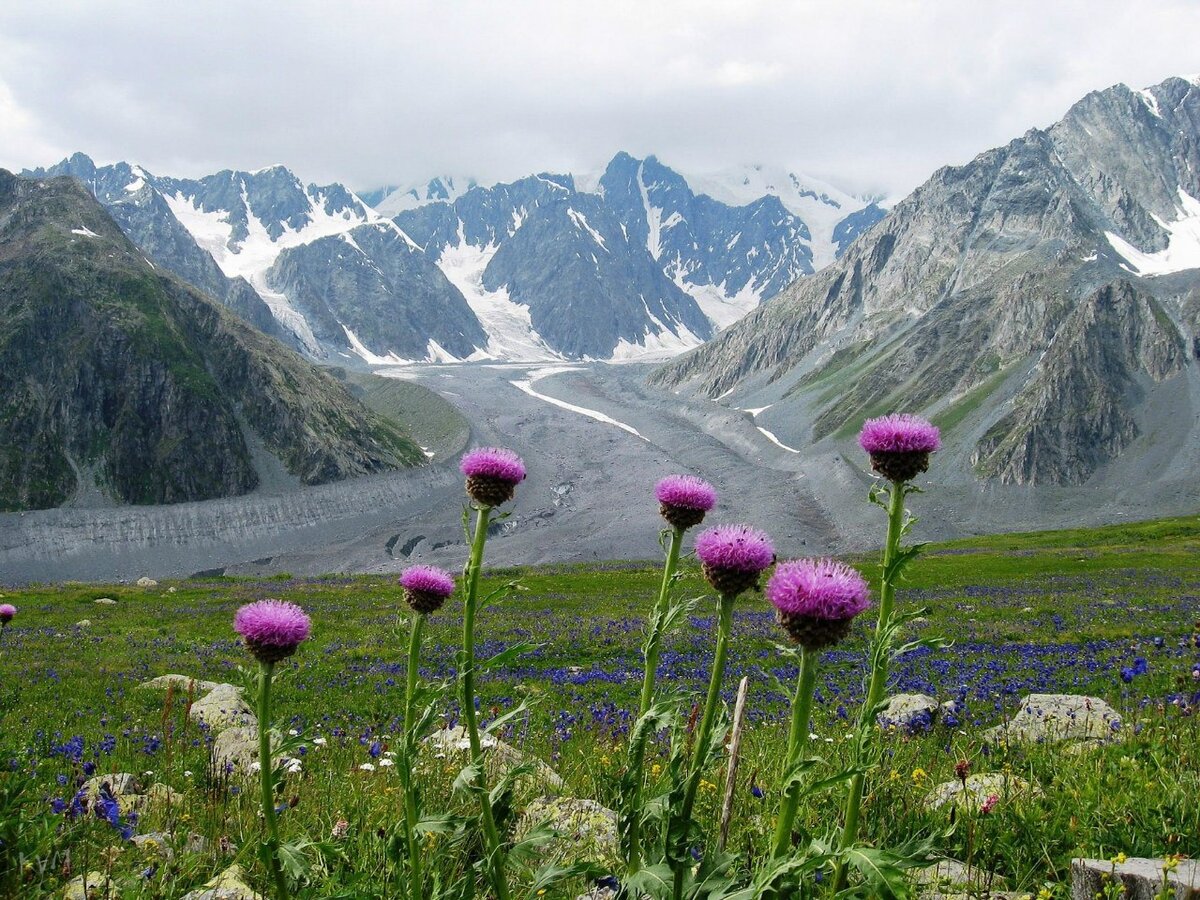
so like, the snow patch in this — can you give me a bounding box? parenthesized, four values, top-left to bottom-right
(638, 161, 665, 261)
(510, 368, 648, 441)
(435, 238, 562, 361)
(680, 279, 762, 331)
(1105, 190, 1200, 276)
(342, 325, 414, 365)
(567, 208, 608, 250)
(1137, 87, 1162, 119)
(70, 225, 99, 238)
(756, 426, 801, 453)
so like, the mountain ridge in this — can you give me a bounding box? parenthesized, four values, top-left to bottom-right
(652, 74, 1200, 487)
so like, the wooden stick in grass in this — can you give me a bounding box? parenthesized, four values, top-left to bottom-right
(718, 676, 751, 852)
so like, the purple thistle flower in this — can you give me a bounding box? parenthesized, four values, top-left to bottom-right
(234, 599, 312, 664)
(460, 447, 526, 507)
(858, 414, 940, 482)
(767, 558, 870, 650)
(399, 565, 455, 614)
(694, 524, 775, 596)
(655, 475, 717, 530)
(0, 604, 15, 624)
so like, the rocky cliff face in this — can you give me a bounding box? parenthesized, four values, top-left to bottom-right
(481, 192, 712, 358)
(653, 75, 1200, 486)
(267, 222, 488, 361)
(0, 170, 422, 511)
(26, 153, 285, 339)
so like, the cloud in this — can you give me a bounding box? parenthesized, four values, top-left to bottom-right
(0, 0, 1196, 198)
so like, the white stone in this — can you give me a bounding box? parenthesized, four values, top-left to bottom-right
(985, 694, 1121, 744)
(424, 726, 565, 792)
(924, 772, 1042, 811)
(189, 684, 255, 731)
(63, 871, 114, 899)
(517, 797, 619, 869)
(879, 693, 939, 730)
(136, 577, 158, 587)
(179, 864, 263, 900)
(139, 674, 222, 694)
(94, 598, 116, 605)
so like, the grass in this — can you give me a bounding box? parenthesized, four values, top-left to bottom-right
(0, 514, 1198, 897)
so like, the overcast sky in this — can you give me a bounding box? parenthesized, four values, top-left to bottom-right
(0, 1, 1196, 198)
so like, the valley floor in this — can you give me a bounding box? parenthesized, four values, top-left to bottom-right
(1, 361, 1197, 584)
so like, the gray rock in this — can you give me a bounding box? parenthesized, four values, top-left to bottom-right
(179, 863, 263, 900)
(653, 76, 1200, 490)
(136, 577, 158, 587)
(82, 772, 143, 804)
(145, 782, 184, 809)
(482, 191, 712, 359)
(516, 797, 619, 868)
(212, 725, 265, 773)
(189, 684, 255, 731)
(1072, 856, 1200, 899)
(132, 831, 174, 858)
(985, 694, 1121, 744)
(916, 858, 1008, 891)
(63, 871, 114, 899)
(139, 674, 221, 694)
(424, 726, 565, 793)
(879, 693, 939, 731)
(924, 772, 1041, 811)
(94, 598, 116, 605)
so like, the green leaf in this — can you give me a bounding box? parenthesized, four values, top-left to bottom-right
(482, 699, 531, 736)
(452, 761, 483, 795)
(522, 862, 606, 897)
(479, 643, 537, 675)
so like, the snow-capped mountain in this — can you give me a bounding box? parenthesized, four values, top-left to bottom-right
(28, 152, 880, 364)
(368, 175, 481, 217)
(655, 74, 1200, 490)
(597, 153, 816, 329)
(683, 164, 886, 267)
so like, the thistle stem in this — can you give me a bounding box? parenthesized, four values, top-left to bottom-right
(639, 525, 684, 717)
(627, 524, 684, 876)
(461, 504, 511, 900)
(834, 482, 906, 891)
(771, 648, 818, 859)
(402, 613, 426, 900)
(256, 661, 290, 900)
(672, 593, 735, 900)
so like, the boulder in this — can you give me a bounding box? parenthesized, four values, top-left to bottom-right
(132, 831, 174, 858)
(136, 577, 158, 588)
(916, 858, 1008, 892)
(1071, 856, 1200, 899)
(189, 684, 255, 731)
(213, 726, 266, 774)
(63, 871, 113, 899)
(145, 782, 184, 809)
(985, 694, 1120, 744)
(139, 674, 221, 694)
(424, 726, 565, 792)
(517, 797, 619, 868)
(878, 694, 938, 732)
(180, 864, 263, 900)
(924, 772, 1041, 811)
(82, 773, 142, 805)
(75, 620, 91, 628)
(94, 598, 116, 605)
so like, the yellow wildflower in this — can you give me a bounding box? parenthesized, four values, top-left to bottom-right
(911, 768, 928, 783)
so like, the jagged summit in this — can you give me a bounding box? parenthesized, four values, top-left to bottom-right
(654, 74, 1200, 488)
